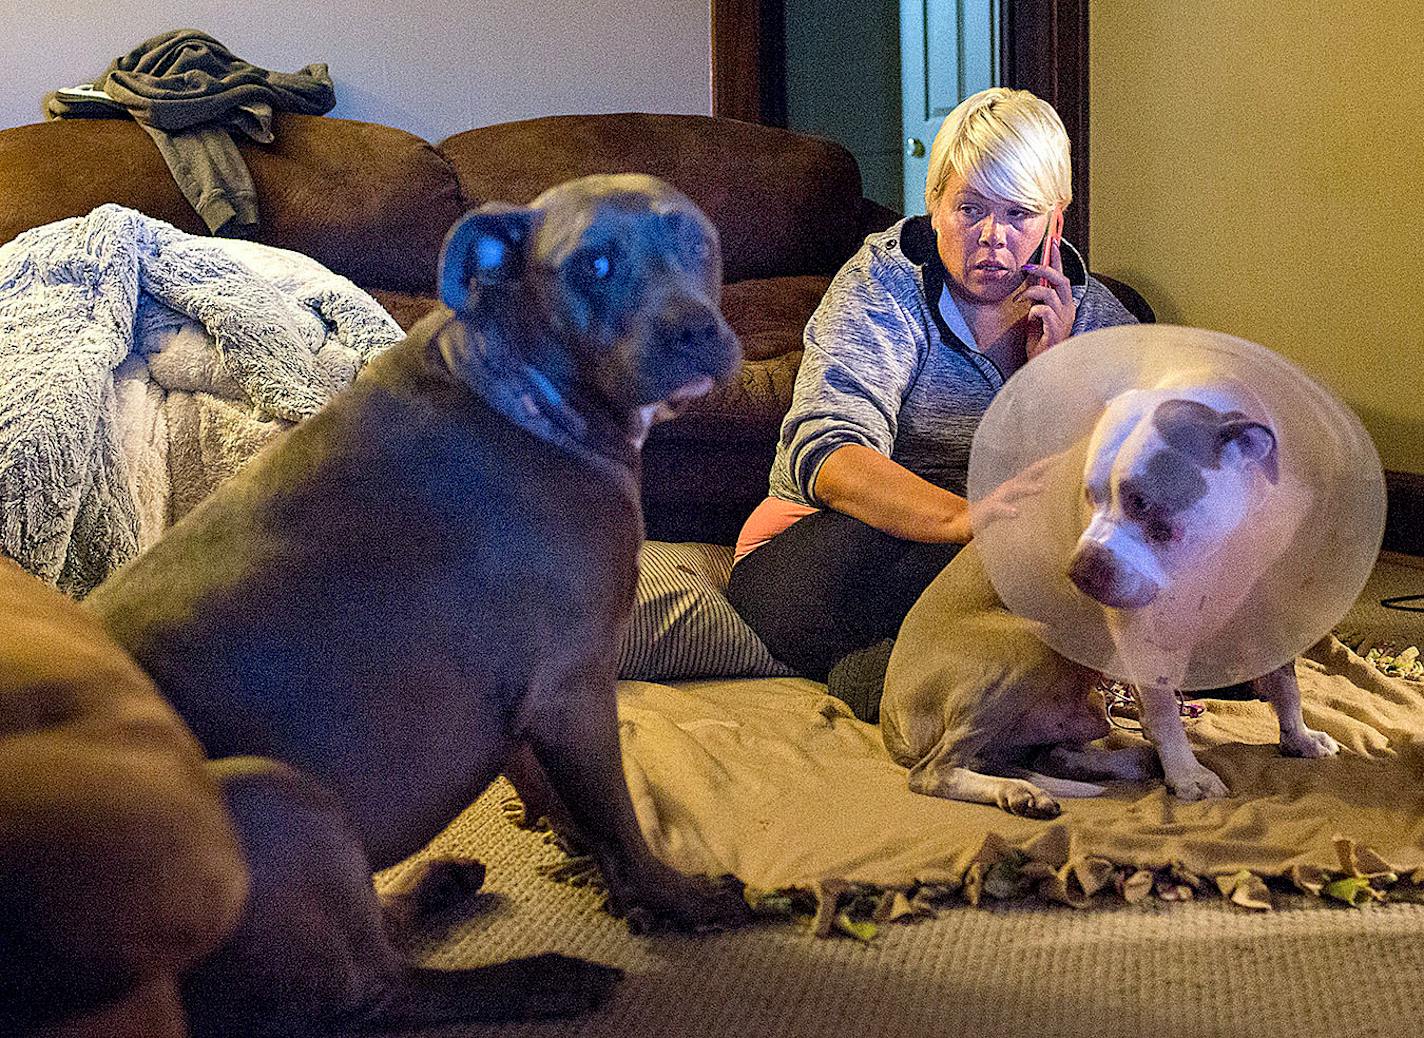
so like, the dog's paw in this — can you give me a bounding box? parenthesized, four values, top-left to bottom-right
(1164, 763, 1229, 801)
(998, 780, 1062, 819)
(497, 953, 623, 1016)
(1280, 727, 1340, 759)
(391, 953, 622, 1022)
(618, 869, 752, 933)
(382, 857, 487, 932)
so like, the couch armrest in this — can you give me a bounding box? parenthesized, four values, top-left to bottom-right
(0, 115, 464, 295)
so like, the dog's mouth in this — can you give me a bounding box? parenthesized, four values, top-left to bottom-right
(649, 374, 716, 423)
(669, 373, 715, 405)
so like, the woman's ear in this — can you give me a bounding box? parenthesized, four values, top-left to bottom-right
(438, 204, 541, 314)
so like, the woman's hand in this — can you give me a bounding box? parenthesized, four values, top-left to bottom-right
(1021, 235, 1077, 360)
(969, 452, 1060, 533)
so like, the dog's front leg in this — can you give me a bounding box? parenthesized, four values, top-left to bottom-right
(1134, 684, 1229, 800)
(1253, 662, 1339, 758)
(909, 762, 1063, 818)
(523, 665, 750, 931)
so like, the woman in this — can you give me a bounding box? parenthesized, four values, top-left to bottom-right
(725, 86, 1137, 719)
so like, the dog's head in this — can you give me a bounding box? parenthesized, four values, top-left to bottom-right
(437, 173, 740, 428)
(1066, 389, 1280, 610)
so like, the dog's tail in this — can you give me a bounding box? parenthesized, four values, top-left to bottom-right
(1000, 767, 1106, 798)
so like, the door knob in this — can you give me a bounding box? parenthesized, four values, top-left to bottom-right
(906, 137, 926, 158)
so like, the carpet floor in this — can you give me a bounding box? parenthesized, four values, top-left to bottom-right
(358, 554, 1424, 1038)
(1336, 551, 1424, 655)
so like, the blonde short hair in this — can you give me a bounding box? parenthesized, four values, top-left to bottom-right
(924, 87, 1071, 214)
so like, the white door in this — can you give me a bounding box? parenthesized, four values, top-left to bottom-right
(901, 0, 1000, 215)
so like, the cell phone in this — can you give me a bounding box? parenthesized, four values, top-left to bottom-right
(1035, 206, 1064, 285)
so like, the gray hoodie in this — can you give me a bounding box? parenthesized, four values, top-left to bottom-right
(768, 215, 1137, 507)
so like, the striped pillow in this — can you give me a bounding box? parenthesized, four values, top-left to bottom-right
(618, 540, 794, 681)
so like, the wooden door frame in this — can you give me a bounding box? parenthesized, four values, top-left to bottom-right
(999, 0, 1089, 258)
(710, 0, 786, 128)
(711, 0, 1089, 253)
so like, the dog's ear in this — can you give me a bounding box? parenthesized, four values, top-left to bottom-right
(439, 204, 542, 313)
(1219, 419, 1279, 484)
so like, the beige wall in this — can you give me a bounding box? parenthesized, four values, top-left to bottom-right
(0, 1, 711, 141)
(1089, 3, 1424, 474)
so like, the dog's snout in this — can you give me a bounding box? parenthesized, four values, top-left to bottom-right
(658, 300, 740, 375)
(679, 311, 723, 351)
(1067, 541, 1158, 609)
(1067, 542, 1111, 597)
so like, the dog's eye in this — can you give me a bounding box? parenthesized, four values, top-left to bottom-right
(569, 243, 622, 288)
(1146, 520, 1179, 545)
(662, 210, 713, 269)
(585, 252, 612, 280)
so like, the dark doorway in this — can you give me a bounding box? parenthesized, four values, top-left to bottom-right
(712, 0, 1090, 256)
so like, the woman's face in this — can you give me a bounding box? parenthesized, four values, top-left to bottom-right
(930, 170, 1052, 305)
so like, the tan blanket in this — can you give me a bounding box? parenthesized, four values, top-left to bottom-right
(612, 636, 1424, 914)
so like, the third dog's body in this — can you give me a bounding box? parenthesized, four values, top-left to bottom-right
(882, 374, 1339, 817)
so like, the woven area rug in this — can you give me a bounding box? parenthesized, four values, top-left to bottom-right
(371, 776, 1424, 1038)
(365, 630, 1424, 1038)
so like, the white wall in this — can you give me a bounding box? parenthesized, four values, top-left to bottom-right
(1090, 2, 1424, 475)
(0, 1, 711, 141)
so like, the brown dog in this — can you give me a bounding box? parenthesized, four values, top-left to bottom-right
(0, 557, 248, 1037)
(85, 174, 748, 1035)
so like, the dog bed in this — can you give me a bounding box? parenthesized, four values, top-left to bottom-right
(525, 635, 1424, 929)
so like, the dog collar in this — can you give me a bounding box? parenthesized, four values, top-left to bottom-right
(444, 324, 641, 484)
(966, 325, 1386, 690)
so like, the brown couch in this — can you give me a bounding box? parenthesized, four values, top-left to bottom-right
(0, 111, 907, 545)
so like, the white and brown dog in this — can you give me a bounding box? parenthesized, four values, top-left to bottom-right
(882, 373, 1339, 817)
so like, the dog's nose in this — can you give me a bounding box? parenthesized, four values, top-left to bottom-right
(659, 301, 740, 375)
(1067, 542, 1158, 609)
(1067, 542, 1112, 598)
(681, 312, 725, 351)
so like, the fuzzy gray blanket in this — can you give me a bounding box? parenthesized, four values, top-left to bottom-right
(0, 204, 402, 595)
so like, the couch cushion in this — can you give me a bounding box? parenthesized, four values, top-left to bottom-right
(0, 114, 463, 295)
(0, 119, 207, 240)
(719, 273, 828, 363)
(368, 288, 443, 332)
(439, 114, 865, 284)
